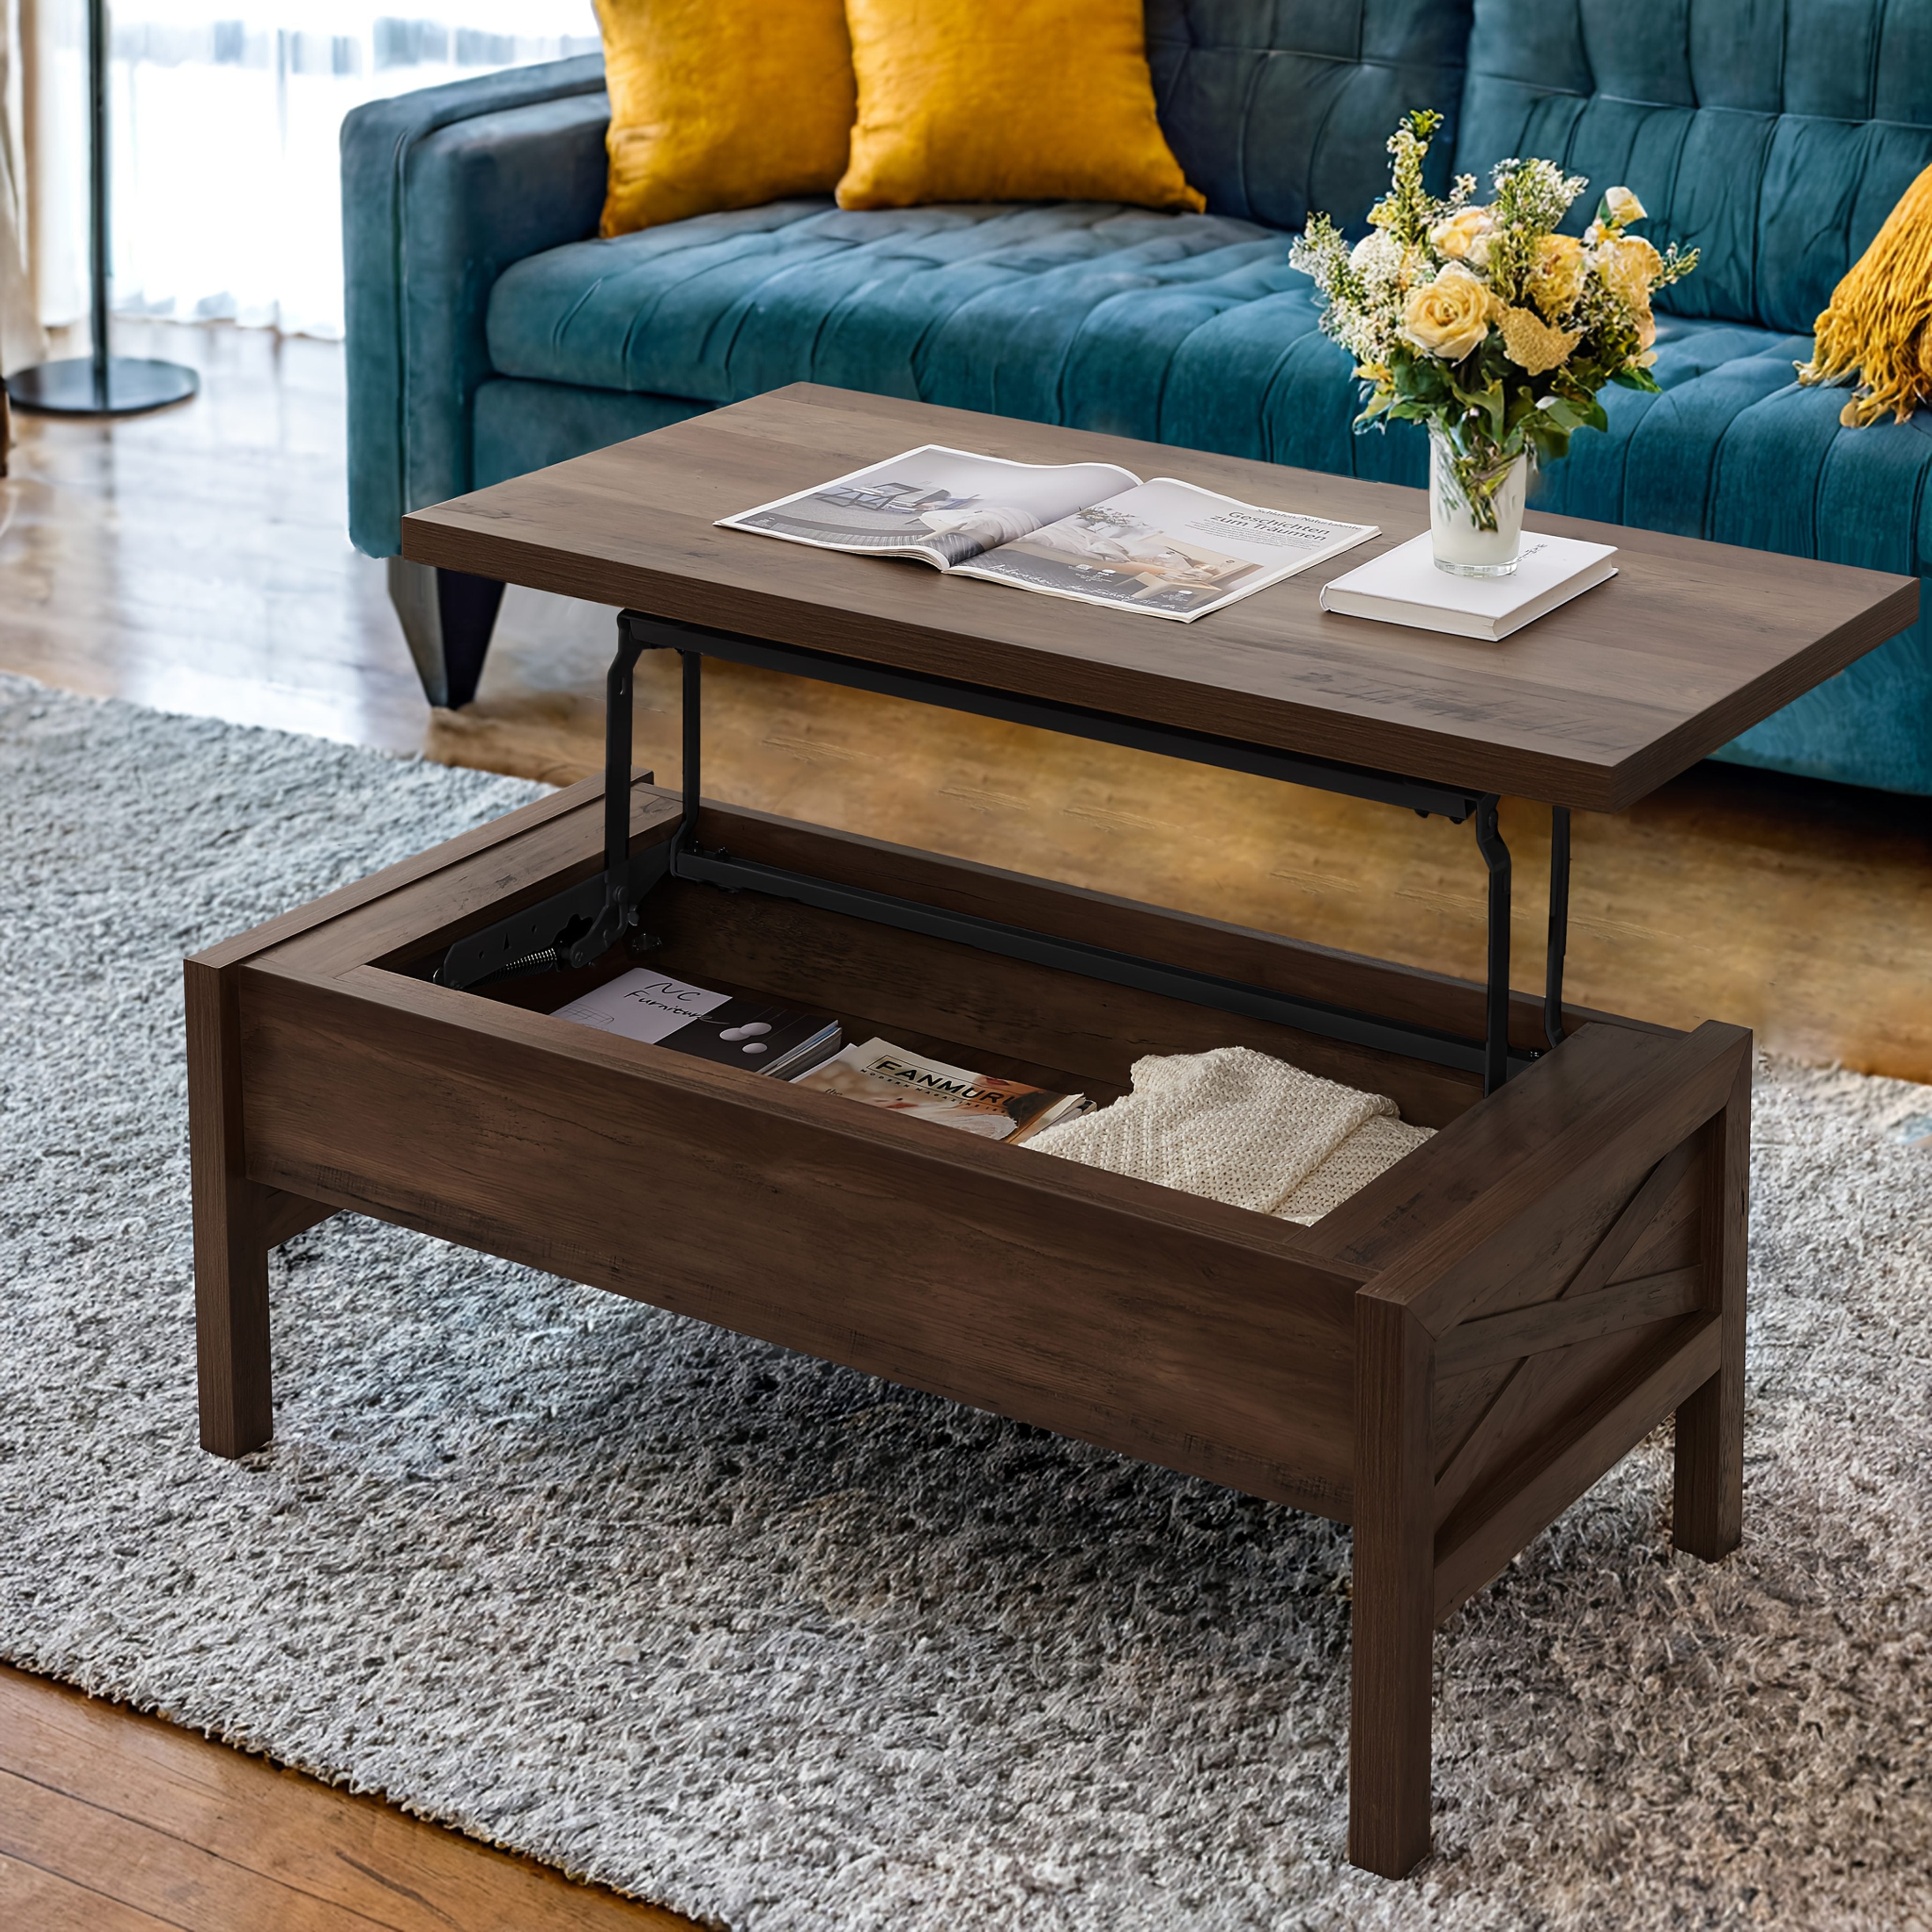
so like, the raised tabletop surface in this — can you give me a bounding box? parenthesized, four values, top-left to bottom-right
(402, 384, 1917, 814)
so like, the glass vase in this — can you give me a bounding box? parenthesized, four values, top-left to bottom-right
(1428, 428, 1528, 577)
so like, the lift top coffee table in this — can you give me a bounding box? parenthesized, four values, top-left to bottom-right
(190, 385, 1917, 1879)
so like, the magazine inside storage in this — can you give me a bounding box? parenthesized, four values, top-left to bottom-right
(393, 851, 1497, 1223)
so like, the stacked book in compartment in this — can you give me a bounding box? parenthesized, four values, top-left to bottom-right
(549, 972, 1428, 1221)
(554, 971, 1088, 1139)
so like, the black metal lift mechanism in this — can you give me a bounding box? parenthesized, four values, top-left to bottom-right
(437, 610, 1575, 1095)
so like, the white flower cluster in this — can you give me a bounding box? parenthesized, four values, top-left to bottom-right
(1292, 133, 1695, 393)
(1290, 112, 1700, 514)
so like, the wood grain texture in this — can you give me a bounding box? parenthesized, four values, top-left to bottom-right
(323, 778, 1609, 1070)
(643, 879, 1476, 1126)
(0, 324, 427, 755)
(0, 1664, 696, 1931)
(1427, 1142, 1701, 1531)
(1608, 1153, 1703, 1283)
(0, 1854, 175, 1932)
(1674, 1051, 1752, 1560)
(9, 300, 1790, 1900)
(1316, 1021, 1749, 1340)
(1434, 1266, 1703, 1377)
(261, 1188, 336, 1250)
(235, 960, 1368, 1517)
(185, 955, 274, 1458)
(185, 766, 1764, 1880)
(1300, 1021, 1680, 1274)
(1419, 1032, 1743, 1612)
(10, 330, 1928, 1084)
(400, 384, 1917, 813)
(681, 798, 1604, 1059)
(1349, 1295, 1436, 1879)
(1432, 1319, 1722, 1621)
(259, 771, 1606, 1121)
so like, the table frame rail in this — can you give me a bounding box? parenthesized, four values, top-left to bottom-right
(433, 612, 1577, 1094)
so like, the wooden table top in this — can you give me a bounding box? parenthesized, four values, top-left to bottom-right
(401, 384, 1917, 814)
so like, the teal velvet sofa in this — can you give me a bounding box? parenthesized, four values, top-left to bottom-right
(343, 0, 1932, 795)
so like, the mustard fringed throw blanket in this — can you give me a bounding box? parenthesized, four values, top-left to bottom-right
(1798, 161, 1932, 426)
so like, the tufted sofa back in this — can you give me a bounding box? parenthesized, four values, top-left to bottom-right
(1453, 0, 1932, 334)
(1147, 0, 1473, 231)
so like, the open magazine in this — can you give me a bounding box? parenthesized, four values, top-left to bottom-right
(718, 444, 1378, 622)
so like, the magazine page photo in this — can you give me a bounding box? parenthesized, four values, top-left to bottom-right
(717, 444, 1140, 568)
(952, 478, 1377, 621)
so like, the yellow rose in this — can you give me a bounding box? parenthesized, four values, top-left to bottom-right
(1400, 262, 1494, 363)
(1635, 305, 1657, 350)
(1499, 305, 1580, 377)
(1600, 186, 1646, 227)
(1428, 207, 1493, 260)
(1526, 233, 1587, 318)
(1597, 233, 1663, 308)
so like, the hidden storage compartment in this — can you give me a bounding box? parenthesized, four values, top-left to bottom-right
(393, 811, 1495, 1200)
(238, 783, 1722, 1540)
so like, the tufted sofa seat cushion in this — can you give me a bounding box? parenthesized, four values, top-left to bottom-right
(484, 197, 1485, 483)
(484, 200, 1855, 518)
(488, 200, 1297, 437)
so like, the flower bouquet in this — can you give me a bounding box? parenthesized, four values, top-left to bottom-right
(1291, 111, 1697, 574)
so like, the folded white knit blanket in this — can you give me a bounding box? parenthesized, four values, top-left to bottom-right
(1028, 1045, 1432, 1223)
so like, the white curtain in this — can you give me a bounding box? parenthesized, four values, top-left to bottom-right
(2, 0, 46, 369)
(29, 0, 597, 339)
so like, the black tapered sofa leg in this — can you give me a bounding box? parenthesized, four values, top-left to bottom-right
(387, 556, 505, 710)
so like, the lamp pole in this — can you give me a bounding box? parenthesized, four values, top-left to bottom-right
(6, 0, 199, 415)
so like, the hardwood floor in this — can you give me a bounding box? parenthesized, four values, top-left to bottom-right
(0, 1666, 693, 1931)
(0, 318, 1926, 1929)
(0, 322, 423, 751)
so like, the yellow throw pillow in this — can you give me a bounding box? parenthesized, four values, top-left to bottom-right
(597, 0, 858, 237)
(836, 0, 1204, 214)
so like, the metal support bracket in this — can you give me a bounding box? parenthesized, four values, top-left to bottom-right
(1545, 806, 1570, 1052)
(621, 610, 1488, 820)
(1473, 794, 1511, 1096)
(437, 608, 1574, 1088)
(434, 631, 665, 990)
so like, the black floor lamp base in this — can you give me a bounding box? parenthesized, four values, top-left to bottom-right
(7, 356, 200, 417)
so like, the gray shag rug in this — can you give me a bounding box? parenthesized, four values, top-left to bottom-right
(3, 671, 1930, 1931)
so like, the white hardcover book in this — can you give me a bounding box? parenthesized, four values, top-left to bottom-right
(1319, 531, 1618, 640)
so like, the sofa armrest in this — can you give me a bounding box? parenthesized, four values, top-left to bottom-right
(342, 56, 609, 558)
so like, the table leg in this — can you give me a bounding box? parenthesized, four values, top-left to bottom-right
(186, 958, 273, 1457)
(1350, 1295, 1436, 1877)
(1673, 1049, 1750, 1558)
